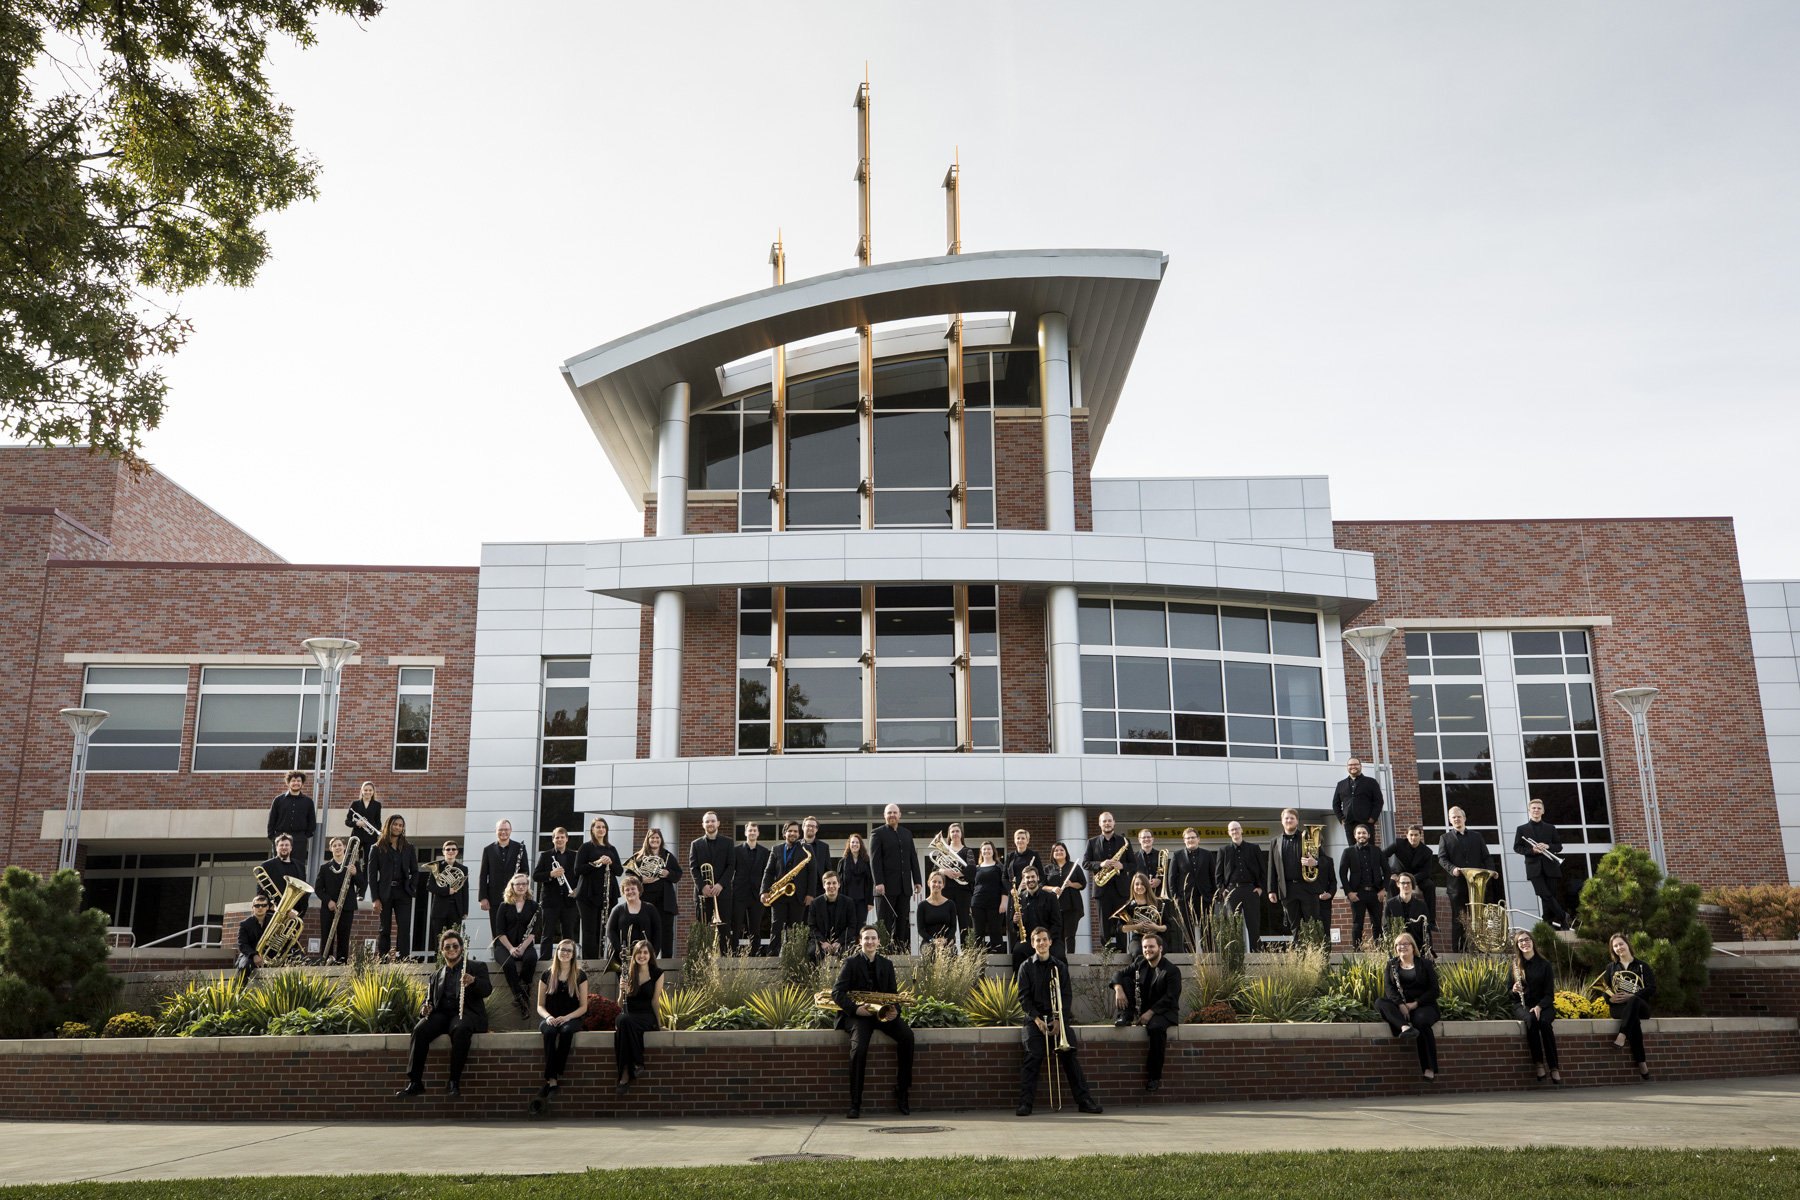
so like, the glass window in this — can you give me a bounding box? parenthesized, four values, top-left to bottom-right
(1116, 657, 1170, 711)
(962, 352, 992, 407)
(1411, 673, 1500, 897)
(873, 411, 951, 488)
(688, 410, 741, 490)
(81, 666, 188, 772)
(787, 412, 860, 489)
(1508, 638, 1613, 847)
(1078, 599, 1112, 645)
(1113, 600, 1167, 648)
(991, 350, 1039, 407)
(1271, 610, 1320, 657)
(873, 357, 948, 409)
(1221, 606, 1269, 654)
(192, 667, 320, 772)
(787, 369, 857, 411)
(538, 660, 589, 849)
(393, 667, 434, 772)
(1169, 603, 1219, 650)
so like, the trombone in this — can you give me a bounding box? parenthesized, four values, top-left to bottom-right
(1046, 965, 1073, 1112)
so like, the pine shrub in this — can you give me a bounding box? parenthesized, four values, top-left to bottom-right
(0, 866, 121, 1037)
(1573, 845, 1711, 1014)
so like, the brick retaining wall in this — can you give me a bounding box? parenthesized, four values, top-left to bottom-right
(3, 1018, 1791, 1122)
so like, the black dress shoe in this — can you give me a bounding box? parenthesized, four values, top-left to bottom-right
(446, 1082, 462, 1099)
(893, 1088, 910, 1115)
(846, 1105, 861, 1119)
(1077, 1099, 1104, 1114)
(1016, 1103, 1033, 1117)
(615, 1081, 629, 1096)
(1113, 1016, 1130, 1028)
(395, 1082, 424, 1098)
(1145, 1080, 1161, 1094)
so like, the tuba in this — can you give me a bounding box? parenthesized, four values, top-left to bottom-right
(1461, 866, 1509, 953)
(927, 831, 969, 886)
(1301, 824, 1324, 883)
(256, 875, 314, 964)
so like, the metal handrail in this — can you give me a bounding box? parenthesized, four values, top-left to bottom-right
(134, 921, 224, 950)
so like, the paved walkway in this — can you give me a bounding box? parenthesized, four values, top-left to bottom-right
(3, 1075, 1797, 1184)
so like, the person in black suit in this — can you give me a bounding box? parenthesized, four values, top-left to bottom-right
(314, 836, 359, 963)
(533, 825, 581, 946)
(1008, 865, 1062, 967)
(1339, 821, 1390, 948)
(1170, 827, 1215, 952)
(396, 929, 491, 1099)
(425, 840, 469, 955)
(1332, 757, 1384, 840)
(266, 771, 315, 870)
(1016, 926, 1102, 1116)
(1111, 931, 1183, 1093)
(870, 804, 921, 952)
(343, 781, 383, 898)
(1437, 806, 1494, 952)
(1215, 821, 1265, 950)
(1126, 828, 1165, 897)
(1514, 798, 1571, 929)
(478, 819, 530, 919)
(1266, 808, 1326, 938)
(1385, 824, 1438, 937)
(368, 815, 418, 960)
(761, 822, 813, 954)
(235, 894, 271, 982)
(730, 823, 772, 955)
(258, 834, 309, 918)
(576, 817, 623, 961)
(808, 871, 859, 960)
(798, 816, 832, 908)
(689, 810, 735, 943)
(833, 925, 914, 1120)
(1083, 811, 1130, 953)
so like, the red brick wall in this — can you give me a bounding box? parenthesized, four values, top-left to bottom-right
(999, 586, 1048, 754)
(636, 499, 738, 760)
(1, 560, 476, 872)
(1333, 518, 1783, 890)
(5, 1023, 1790, 1121)
(1699, 964, 1800, 1019)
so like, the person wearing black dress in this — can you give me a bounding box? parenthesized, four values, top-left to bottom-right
(1384, 824, 1437, 937)
(807, 871, 859, 960)
(613, 939, 664, 1094)
(1111, 930, 1182, 1092)
(492, 873, 540, 1018)
(1383, 873, 1433, 956)
(532, 938, 588, 1111)
(833, 925, 915, 1120)
(1602, 932, 1658, 1080)
(970, 842, 1007, 954)
(576, 817, 624, 961)
(1044, 842, 1086, 956)
(629, 827, 683, 959)
(314, 836, 359, 963)
(1511, 930, 1560, 1084)
(1376, 932, 1440, 1081)
(836, 832, 873, 930)
(605, 874, 664, 969)
(368, 815, 417, 960)
(344, 781, 383, 897)
(396, 929, 491, 1099)
(916, 871, 958, 949)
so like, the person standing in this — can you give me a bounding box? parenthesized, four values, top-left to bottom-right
(1084, 812, 1130, 954)
(258, 834, 309, 918)
(1111, 931, 1182, 1093)
(940, 822, 977, 935)
(1512, 930, 1560, 1084)
(629, 827, 682, 959)
(368, 815, 418, 960)
(478, 820, 530, 920)
(1377, 931, 1440, 1082)
(689, 811, 735, 946)
(343, 781, 383, 898)
(266, 770, 316, 869)
(761, 822, 812, 954)
(1266, 808, 1324, 937)
(605, 874, 662, 970)
(235, 894, 270, 983)
(1044, 842, 1086, 957)
(1170, 827, 1215, 952)
(798, 816, 833, 909)
(532, 826, 582, 948)
(1215, 821, 1265, 950)
(730, 822, 771, 956)
(1339, 822, 1390, 948)
(870, 804, 921, 952)
(1015, 926, 1103, 1116)
(833, 925, 914, 1120)
(1437, 806, 1493, 953)
(425, 840, 469, 954)
(807, 870, 859, 960)
(576, 817, 623, 961)
(1005, 828, 1043, 891)
(396, 929, 490, 1100)
(1514, 798, 1572, 930)
(970, 841, 1008, 954)
(1126, 828, 1164, 898)
(1332, 756, 1384, 841)
(314, 836, 359, 963)
(1384, 824, 1438, 938)
(836, 831, 873, 931)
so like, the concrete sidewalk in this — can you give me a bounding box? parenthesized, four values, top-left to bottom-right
(2, 1075, 1796, 1185)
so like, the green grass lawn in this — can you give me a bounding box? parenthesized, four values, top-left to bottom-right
(4, 1148, 1797, 1199)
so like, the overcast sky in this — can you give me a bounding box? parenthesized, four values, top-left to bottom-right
(36, 2, 1800, 573)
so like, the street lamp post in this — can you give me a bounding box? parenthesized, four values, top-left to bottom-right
(302, 638, 360, 881)
(1611, 686, 1666, 872)
(57, 708, 110, 872)
(1341, 626, 1399, 848)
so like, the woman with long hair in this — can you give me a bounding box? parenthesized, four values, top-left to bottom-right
(1123, 871, 1167, 955)
(532, 938, 588, 1111)
(613, 939, 665, 1095)
(493, 872, 540, 1018)
(576, 816, 622, 961)
(837, 832, 873, 926)
(1602, 931, 1657, 1081)
(1045, 841, 1086, 956)
(629, 827, 683, 958)
(344, 781, 382, 897)
(1384, 873, 1433, 957)
(368, 814, 417, 960)
(1377, 931, 1441, 1081)
(916, 870, 957, 948)
(970, 841, 1006, 954)
(1512, 929, 1559, 1084)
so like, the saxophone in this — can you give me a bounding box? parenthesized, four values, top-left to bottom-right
(762, 847, 812, 905)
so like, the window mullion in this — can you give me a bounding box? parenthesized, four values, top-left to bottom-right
(954, 585, 972, 750)
(770, 588, 786, 753)
(860, 585, 876, 751)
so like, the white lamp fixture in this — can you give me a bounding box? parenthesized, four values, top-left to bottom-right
(1611, 686, 1666, 872)
(1340, 626, 1399, 846)
(302, 638, 361, 880)
(57, 708, 110, 872)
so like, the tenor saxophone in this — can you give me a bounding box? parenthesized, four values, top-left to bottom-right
(762, 847, 812, 905)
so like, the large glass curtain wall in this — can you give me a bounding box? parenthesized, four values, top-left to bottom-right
(1509, 630, 1614, 893)
(1407, 631, 1504, 906)
(538, 659, 590, 848)
(738, 585, 999, 753)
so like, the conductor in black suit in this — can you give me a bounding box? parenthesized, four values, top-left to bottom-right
(870, 804, 921, 952)
(1332, 757, 1384, 840)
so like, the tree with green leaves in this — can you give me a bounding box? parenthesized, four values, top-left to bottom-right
(0, 865, 121, 1037)
(2, 0, 382, 465)
(1572, 845, 1711, 1014)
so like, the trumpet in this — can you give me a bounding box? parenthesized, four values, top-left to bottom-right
(1525, 837, 1566, 866)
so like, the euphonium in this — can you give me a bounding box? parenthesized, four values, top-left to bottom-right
(256, 875, 314, 964)
(927, 831, 968, 885)
(1301, 824, 1324, 883)
(1461, 866, 1510, 953)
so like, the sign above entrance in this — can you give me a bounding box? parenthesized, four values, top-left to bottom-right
(1136, 826, 1270, 840)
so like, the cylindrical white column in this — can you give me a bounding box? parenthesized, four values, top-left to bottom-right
(1057, 805, 1091, 954)
(645, 810, 680, 854)
(649, 590, 685, 759)
(1038, 313, 1075, 534)
(655, 381, 690, 538)
(1047, 584, 1083, 754)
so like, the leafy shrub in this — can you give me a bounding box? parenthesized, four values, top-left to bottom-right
(1437, 956, 1513, 1021)
(101, 1012, 156, 1038)
(347, 967, 423, 1034)
(776, 925, 815, 989)
(966, 976, 1023, 1027)
(55, 1021, 94, 1039)
(1294, 917, 1329, 952)
(155, 976, 245, 1036)
(690, 1005, 770, 1031)
(1705, 886, 1800, 941)
(655, 984, 713, 1031)
(0, 866, 121, 1037)
(266, 1006, 353, 1036)
(1323, 955, 1385, 1010)
(1192, 1002, 1237, 1024)
(1234, 973, 1312, 1023)
(181, 1010, 261, 1037)
(240, 969, 345, 1032)
(1555, 991, 1609, 1019)
(746, 984, 817, 1029)
(1070, 943, 1122, 1024)
(1207, 907, 1247, 974)
(1307, 993, 1378, 1024)
(1574, 845, 1711, 1014)
(582, 994, 621, 1032)
(906, 937, 987, 1008)
(697, 949, 766, 1012)
(1182, 960, 1241, 1016)
(904, 998, 971, 1028)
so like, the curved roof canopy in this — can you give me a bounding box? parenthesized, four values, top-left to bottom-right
(562, 247, 1168, 505)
